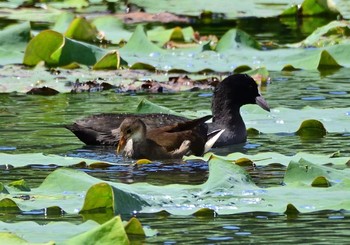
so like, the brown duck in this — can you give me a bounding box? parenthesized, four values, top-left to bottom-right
(116, 115, 213, 160)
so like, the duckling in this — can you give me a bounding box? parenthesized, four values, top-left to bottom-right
(117, 115, 212, 160)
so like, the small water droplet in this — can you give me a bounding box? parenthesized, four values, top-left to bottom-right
(149, 52, 160, 58)
(164, 241, 177, 245)
(0, 146, 16, 151)
(301, 96, 326, 101)
(235, 231, 251, 236)
(163, 65, 172, 71)
(198, 93, 212, 97)
(207, 236, 233, 241)
(223, 225, 240, 230)
(328, 215, 344, 220)
(256, 215, 268, 219)
(329, 91, 347, 95)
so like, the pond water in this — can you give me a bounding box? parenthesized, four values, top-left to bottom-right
(1, 67, 350, 243)
(1, 10, 350, 242)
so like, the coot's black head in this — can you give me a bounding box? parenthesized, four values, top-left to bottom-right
(212, 74, 269, 115)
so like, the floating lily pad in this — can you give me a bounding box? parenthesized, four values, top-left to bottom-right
(23, 30, 107, 67)
(296, 119, 327, 138)
(0, 22, 31, 65)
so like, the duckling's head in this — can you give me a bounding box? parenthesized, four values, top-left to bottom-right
(117, 118, 147, 153)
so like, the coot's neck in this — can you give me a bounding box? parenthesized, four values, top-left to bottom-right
(213, 104, 245, 129)
(211, 102, 247, 145)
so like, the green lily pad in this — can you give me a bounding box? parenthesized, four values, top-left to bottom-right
(296, 119, 327, 138)
(147, 26, 194, 46)
(91, 16, 133, 44)
(311, 176, 331, 187)
(65, 17, 100, 42)
(8, 179, 30, 191)
(66, 216, 129, 245)
(0, 198, 20, 213)
(283, 158, 350, 186)
(1, 154, 350, 218)
(289, 20, 350, 48)
(0, 216, 129, 244)
(52, 12, 76, 33)
(0, 153, 113, 168)
(49, 0, 89, 9)
(0, 22, 31, 65)
(215, 28, 261, 51)
(93, 50, 120, 70)
(281, 0, 340, 16)
(0, 7, 63, 22)
(23, 30, 107, 67)
(124, 217, 146, 236)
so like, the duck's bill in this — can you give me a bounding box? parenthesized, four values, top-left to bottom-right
(255, 96, 270, 112)
(116, 136, 126, 153)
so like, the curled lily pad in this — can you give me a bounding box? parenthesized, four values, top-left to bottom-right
(23, 30, 107, 67)
(0, 198, 21, 213)
(65, 17, 100, 43)
(93, 50, 120, 70)
(124, 217, 146, 236)
(296, 119, 327, 138)
(284, 203, 300, 216)
(193, 208, 217, 217)
(311, 176, 331, 187)
(281, 0, 340, 17)
(8, 179, 30, 191)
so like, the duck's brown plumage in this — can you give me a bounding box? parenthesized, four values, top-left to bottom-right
(117, 115, 211, 159)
